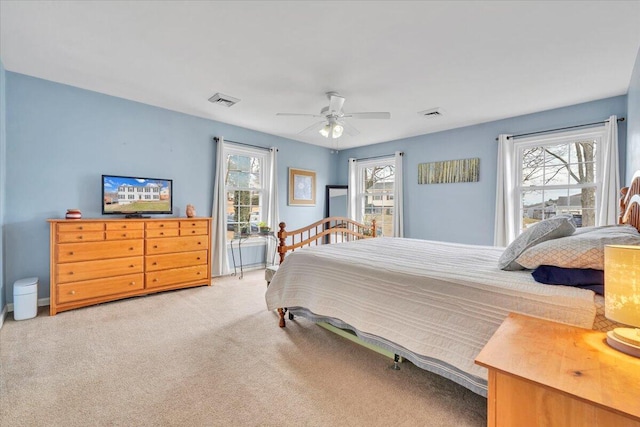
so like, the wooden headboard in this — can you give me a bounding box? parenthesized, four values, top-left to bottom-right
(619, 170, 640, 232)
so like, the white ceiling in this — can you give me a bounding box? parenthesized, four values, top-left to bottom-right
(1, 1, 639, 150)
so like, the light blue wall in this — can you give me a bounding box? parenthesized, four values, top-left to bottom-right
(627, 46, 640, 182)
(5, 72, 332, 304)
(337, 96, 628, 245)
(0, 61, 6, 314)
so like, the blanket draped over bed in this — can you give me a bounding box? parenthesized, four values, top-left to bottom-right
(265, 237, 597, 395)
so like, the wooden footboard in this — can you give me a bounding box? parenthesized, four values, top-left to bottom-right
(275, 216, 376, 327)
(277, 217, 376, 264)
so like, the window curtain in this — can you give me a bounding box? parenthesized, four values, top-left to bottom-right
(393, 151, 404, 237)
(265, 147, 279, 264)
(596, 115, 620, 226)
(211, 137, 231, 276)
(494, 134, 516, 247)
(347, 158, 357, 221)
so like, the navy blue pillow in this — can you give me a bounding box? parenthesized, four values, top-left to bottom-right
(531, 265, 604, 295)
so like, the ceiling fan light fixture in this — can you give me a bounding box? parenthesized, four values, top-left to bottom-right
(319, 124, 331, 138)
(332, 124, 344, 138)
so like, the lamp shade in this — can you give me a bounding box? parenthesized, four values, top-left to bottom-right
(604, 245, 640, 328)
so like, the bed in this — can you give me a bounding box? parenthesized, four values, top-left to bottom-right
(265, 173, 640, 396)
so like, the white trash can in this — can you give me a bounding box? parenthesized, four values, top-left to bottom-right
(13, 277, 38, 320)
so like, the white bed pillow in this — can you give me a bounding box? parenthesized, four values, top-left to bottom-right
(515, 224, 640, 270)
(498, 215, 576, 271)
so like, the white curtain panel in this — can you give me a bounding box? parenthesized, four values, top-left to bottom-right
(347, 158, 358, 221)
(494, 134, 517, 247)
(266, 147, 279, 264)
(211, 138, 231, 276)
(393, 151, 404, 237)
(596, 115, 620, 226)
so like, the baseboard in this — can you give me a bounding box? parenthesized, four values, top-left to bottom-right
(6, 297, 51, 313)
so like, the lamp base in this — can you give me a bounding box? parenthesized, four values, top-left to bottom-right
(606, 328, 640, 358)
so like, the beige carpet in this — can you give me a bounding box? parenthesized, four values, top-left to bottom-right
(0, 270, 487, 426)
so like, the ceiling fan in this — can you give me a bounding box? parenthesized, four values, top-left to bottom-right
(276, 92, 391, 139)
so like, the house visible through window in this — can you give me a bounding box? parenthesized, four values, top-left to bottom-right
(224, 146, 267, 240)
(355, 157, 395, 236)
(516, 127, 605, 232)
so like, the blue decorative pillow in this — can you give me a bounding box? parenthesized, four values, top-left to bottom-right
(531, 265, 604, 295)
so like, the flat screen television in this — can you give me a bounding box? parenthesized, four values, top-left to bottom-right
(102, 174, 173, 217)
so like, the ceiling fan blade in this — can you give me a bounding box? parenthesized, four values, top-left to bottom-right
(276, 112, 324, 118)
(344, 112, 391, 120)
(329, 94, 345, 113)
(341, 121, 360, 137)
(298, 120, 326, 135)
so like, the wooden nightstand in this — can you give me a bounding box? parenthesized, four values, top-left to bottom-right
(475, 313, 640, 427)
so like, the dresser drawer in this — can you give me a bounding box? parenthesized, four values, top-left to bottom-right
(146, 235, 209, 255)
(180, 219, 209, 229)
(105, 222, 144, 231)
(106, 230, 144, 240)
(57, 273, 144, 304)
(146, 265, 208, 288)
(57, 222, 104, 233)
(146, 250, 208, 271)
(146, 221, 179, 230)
(58, 240, 144, 263)
(179, 227, 208, 236)
(57, 231, 105, 243)
(145, 228, 179, 238)
(57, 256, 144, 284)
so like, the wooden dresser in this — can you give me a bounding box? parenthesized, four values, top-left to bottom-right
(475, 313, 640, 427)
(48, 217, 212, 315)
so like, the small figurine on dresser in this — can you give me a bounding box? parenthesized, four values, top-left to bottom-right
(186, 204, 196, 218)
(65, 209, 82, 220)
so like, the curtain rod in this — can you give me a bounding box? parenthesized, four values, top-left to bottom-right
(495, 117, 625, 141)
(353, 152, 403, 162)
(213, 137, 275, 151)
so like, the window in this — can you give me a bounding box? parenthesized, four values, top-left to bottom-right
(224, 145, 267, 240)
(516, 127, 605, 232)
(354, 157, 395, 236)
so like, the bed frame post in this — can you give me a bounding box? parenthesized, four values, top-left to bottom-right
(278, 222, 287, 264)
(371, 219, 377, 237)
(277, 308, 286, 328)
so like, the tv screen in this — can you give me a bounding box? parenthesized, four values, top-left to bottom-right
(102, 175, 173, 217)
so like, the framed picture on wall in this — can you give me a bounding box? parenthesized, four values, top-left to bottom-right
(288, 168, 316, 206)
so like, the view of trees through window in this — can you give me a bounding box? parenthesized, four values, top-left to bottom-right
(519, 139, 597, 231)
(360, 162, 395, 236)
(225, 153, 263, 239)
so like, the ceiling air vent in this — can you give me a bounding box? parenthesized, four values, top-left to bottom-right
(418, 107, 445, 118)
(208, 93, 240, 107)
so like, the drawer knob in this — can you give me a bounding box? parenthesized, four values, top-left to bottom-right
(196, 257, 201, 260)
(198, 242, 201, 245)
(160, 224, 164, 228)
(69, 290, 76, 295)
(78, 236, 83, 240)
(123, 225, 127, 229)
(122, 233, 127, 237)
(197, 272, 201, 275)
(191, 230, 195, 234)
(153, 245, 158, 249)
(153, 278, 158, 282)
(129, 247, 134, 251)
(78, 226, 83, 230)
(69, 251, 74, 256)
(129, 265, 134, 268)
(69, 271, 74, 275)
(160, 232, 164, 235)
(152, 262, 157, 265)
(130, 282, 135, 286)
